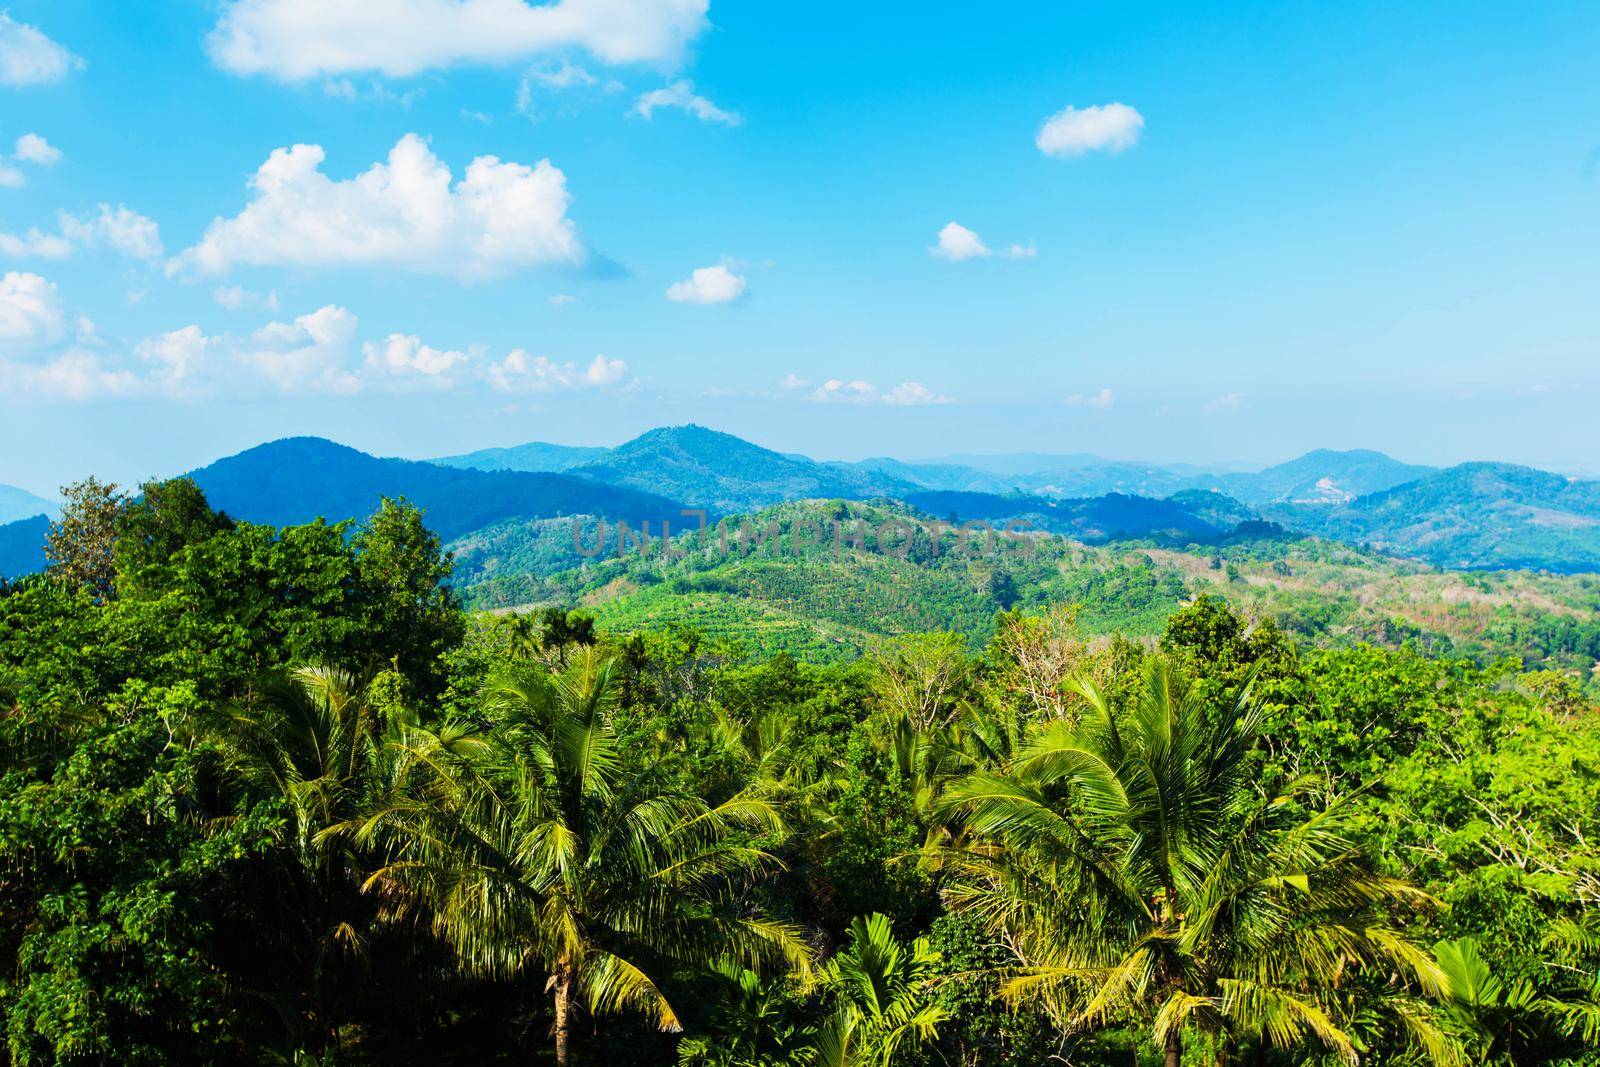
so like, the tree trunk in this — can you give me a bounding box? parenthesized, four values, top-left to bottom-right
(553, 966, 575, 1067)
(1164, 1026, 1181, 1067)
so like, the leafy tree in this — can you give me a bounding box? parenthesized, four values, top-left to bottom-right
(114, 477, 234, 591)
(350, 497, 464, 695)
(0, 695, 275, 1065)
(45, 477, 126, 598)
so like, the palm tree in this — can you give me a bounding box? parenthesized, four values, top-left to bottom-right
(206, 666, 425, 1051)
(812, 912, 949, 1067)
(935, 656, 1458, 1065)
(360, 648, 810, 1065)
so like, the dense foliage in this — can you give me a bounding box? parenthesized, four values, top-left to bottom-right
(1, 479, 1596, 1065)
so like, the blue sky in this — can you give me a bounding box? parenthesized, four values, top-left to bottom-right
(0, 0, 1597, 495)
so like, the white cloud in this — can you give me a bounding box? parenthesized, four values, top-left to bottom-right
(0, 272, 132, 400)
(0, 228, 72, 259)
(666, 263, 746, 304)
(812, 378, 878, 404)
(322, 78, 421, 106)
(780, 372, 810, 390)
(633, 80, 741, 125)
(362, 332, 468, 380)
(931, 221, 988, 261)
(170, 134, 584, 280)
(0, 14, 83, 88)
(13, 133, 60, 165)
(137, 305, 365, 397)
(0, 132, 64, 188)
(60, 204, 165, 260)
(810, 376, 955, 406)
(516, 60, 620, 120)
(548, 293, 578, 306)
(931, 222, 1035, 262)
(212, 284, 279, 312)
(882, 381, 954, 406)
(1206, 392, 1245, 411)
(1036, 102, 1144, 158)
(207, 0, 710, 79)
(488, 350, 628, 393)
(0, 271, 66, 349)
(583, 353, 626, 386)
(1065, 388, 1114, 409)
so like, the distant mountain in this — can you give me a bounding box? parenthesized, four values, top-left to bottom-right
(0, 483, 57, 525)
(924, 451, 1115, 477)
(186, 437, 684, 541)
(1218, 449, 1436, 505)
(0, 515, 49, 580)
(432, 441, 610, 473)
(903, 489, 1269, 546)
(840, 457, 1015, 493)
(1283, 462, 1600, 571)
(567, 425, 917, 513)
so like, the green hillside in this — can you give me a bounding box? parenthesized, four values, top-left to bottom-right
(453, 499, 1600, 672)
(1283, 461, 1600, 571)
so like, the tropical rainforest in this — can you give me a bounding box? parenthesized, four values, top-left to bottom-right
(2, 472, 1597, 1067)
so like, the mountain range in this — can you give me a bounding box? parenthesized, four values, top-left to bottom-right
(2, 425, 1599, 581)
(0, 484, 57, 525)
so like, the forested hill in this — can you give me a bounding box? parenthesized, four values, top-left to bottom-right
(561, 424, 917, 513)
(184, 436, 685, 541)
(431, 440, 609, 473)
(1283, 461, 1600, 572)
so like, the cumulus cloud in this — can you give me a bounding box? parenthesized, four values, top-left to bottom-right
(548, 293, 578, 306)
(1065, 388, 1114, 409)
(633, 81, 741, 125)
(0, 272, 133, 400)
(170, 134, 584, 280)
(13, 133, 60, 165)
(362, 332, 468, 381)
(3, 285, 632, 401)
(0, 271, 66, 349)
(810, 377, 955, 406)
(0, 228, 72, 259)
(1, 205, 161, 263)
(0, 132, 65, 188)
(1036, 102, 1144, 158)
(60, 204, 165, 261)
(135, 306, 364, 397)
(488, 350, 627, 393)
(207, 0, 710, 80)
(930, 222, 1034, 261)
(931, 222, 988, 261)
(780, 372, 810, 390)
(0, 14, 83, 87)
(666, 263, 746, 304)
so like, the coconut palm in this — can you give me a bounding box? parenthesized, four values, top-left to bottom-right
(206, 666, 432, 1051)
(936, 656, 1458, 1065)
(359, 648, 810, 1065)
